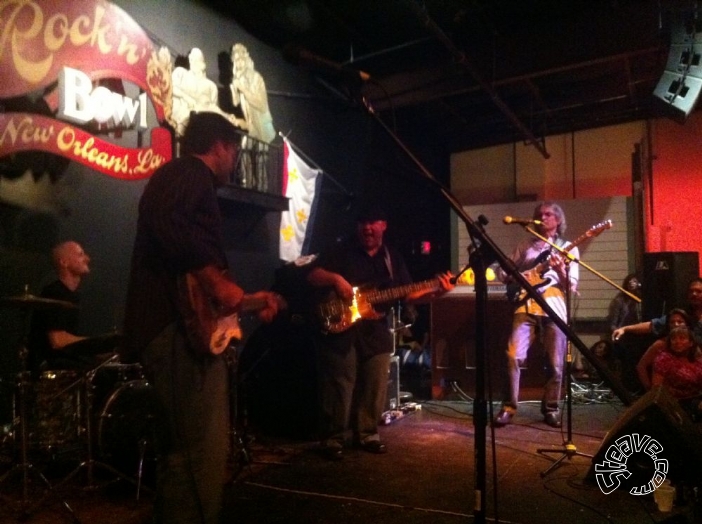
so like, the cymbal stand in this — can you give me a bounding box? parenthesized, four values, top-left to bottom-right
(53, 357, 141, 494)
(225, 346, 253, 478)
(0, 316, 79, 522)
(537, 258, 593, 476)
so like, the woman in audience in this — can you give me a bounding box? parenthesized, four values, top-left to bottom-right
(636, 308, 691, 390)
(651, 325, 702, 419)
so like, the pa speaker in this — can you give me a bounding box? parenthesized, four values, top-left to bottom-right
(652, 71, 702, 123)
(654, 9, 702, 122)
(642, 251, 699, 320)
(586, 386, 702, 488)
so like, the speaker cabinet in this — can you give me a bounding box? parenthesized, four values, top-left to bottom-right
(642, 252, 699, 320)
(586, 386, 702, 487)
(653, 9, 702, 122)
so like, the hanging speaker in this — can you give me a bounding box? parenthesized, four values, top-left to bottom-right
(642, 251, 699, 320)
(653, 9, 702, 122)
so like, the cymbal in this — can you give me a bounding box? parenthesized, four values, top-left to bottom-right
(0, 293, 77, 310)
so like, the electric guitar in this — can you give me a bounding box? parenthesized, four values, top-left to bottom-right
(316, 278, 441, 334)
(505, 220, 612, 303)
(178, 272, 285, 355)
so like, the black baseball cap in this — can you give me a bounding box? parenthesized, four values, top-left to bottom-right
(356, 204, 387, 222)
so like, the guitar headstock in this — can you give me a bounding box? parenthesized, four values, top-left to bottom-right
(587, 219, 613, 237)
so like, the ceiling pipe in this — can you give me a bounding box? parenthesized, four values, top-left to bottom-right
(403, 0, 550, 158)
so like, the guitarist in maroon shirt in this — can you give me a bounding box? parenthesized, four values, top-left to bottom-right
(123, 112, 280, 524)
(307, 205, 453, 460)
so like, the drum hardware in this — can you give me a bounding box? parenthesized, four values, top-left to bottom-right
(0, 288, 79, 521)
(53, 355, 147, 497)
(225, 347, 254, 478)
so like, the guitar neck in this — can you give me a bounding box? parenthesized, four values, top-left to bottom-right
(529, 220, 611, 275)
(364, 278, 439, 305)
(239, 296, 268, 315)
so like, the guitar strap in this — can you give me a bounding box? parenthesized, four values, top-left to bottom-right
(383, 245, 394, 281)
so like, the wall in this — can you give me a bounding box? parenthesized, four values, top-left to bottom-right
(0, 0, 452, 376)
(451, 115, 702, 277)
(648, 115, 702, 255)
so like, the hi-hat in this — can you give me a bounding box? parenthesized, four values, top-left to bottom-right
(0, 293, 76, 310)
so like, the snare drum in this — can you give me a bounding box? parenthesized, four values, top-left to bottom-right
(33, 370, 82, 450)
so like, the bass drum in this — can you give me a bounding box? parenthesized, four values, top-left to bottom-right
(96, 380, 163, 480)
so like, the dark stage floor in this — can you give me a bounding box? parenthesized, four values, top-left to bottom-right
(0, 379, 700, 524)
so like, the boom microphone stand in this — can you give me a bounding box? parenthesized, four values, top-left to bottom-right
(350, 94, 633, 524)
(536, 257, 593, 476)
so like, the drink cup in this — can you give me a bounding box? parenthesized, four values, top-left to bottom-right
(656, 485, 675, 512)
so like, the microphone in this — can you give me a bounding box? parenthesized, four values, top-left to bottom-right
(503, 216, 542, 225)
(282, 44, 371, 82)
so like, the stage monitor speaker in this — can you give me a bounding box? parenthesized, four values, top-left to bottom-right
(586, 386, 702, 488)
(642, 251, 699, 320)
(386, 355, 400, 411)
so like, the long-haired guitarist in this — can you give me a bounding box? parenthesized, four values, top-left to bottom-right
(493, 201, 579, 429)
(306, 204, 453, 460)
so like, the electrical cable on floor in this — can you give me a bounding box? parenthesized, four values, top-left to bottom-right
(243, 481, 528, 523)
(540, 467, 662, 524)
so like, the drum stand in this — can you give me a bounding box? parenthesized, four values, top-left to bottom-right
(226, 347, 253, 478)
(0, 348, 79, 522)
(55, 357, 143, 497)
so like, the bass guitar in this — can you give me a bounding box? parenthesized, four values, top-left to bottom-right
(178, 272, 285, 355)
(317, 278, 441, 334)
(505, 220, 612, 303)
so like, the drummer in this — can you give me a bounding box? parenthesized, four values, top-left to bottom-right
(27, 241, 94, 375)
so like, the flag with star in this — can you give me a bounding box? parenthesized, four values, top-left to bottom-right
(279, 138, 321, 261)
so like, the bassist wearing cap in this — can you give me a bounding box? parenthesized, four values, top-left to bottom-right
(307, 205, 453, 460)
(494, 201, 579, 429)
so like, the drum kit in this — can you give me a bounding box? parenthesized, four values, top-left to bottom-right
(0, 290, 159, 519)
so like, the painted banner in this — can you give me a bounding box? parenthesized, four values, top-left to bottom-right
(0, 0, 172, 178)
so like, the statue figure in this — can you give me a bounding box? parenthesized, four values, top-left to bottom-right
(230, 44, 276, 190)
(171, 48, 246, 138)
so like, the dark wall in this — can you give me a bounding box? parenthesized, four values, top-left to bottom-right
(0, 0, 451, 378)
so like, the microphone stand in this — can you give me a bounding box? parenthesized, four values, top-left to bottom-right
(535, 256, 593, 476)
(352, 94, 633, 524)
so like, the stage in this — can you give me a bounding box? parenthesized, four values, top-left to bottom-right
(0, 387, 697, 524)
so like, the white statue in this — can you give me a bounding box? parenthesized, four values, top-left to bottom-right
(230, 44, 275, 190)
(170, 48, 246, 137)
(230, 43, 275, 143)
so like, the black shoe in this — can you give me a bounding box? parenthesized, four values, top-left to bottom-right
(544, 412, 561, 428)
(493, 410, 514, 427)
(320, 446, 344, 461)
(357, 440, 387, 454)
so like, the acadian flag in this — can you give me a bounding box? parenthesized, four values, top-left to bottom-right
(279, 138, 321, 261)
